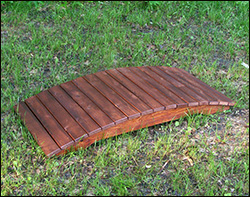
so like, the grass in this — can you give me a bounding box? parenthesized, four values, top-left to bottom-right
(1, 1, 249, 196)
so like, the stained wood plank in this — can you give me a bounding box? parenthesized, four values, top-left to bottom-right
(95, 71, 153, 115)
(14, 102, 61, 157)
(48, 85, 101, 135)
(84, 74, 140, 119)
(25, 96, 74, 149)
(58, 105, 230, 156)
(60, 81, 115, 130)
(117, 67, 177, 109)
(166, 67, 235, 105)
(106, 69, 164, 112)
(14, 66, 235, 157)
(152, 66, 215, 105)
(145, 66, 202, 106)
(72, 77, 128, 124)
(37, 90, 88, 141)
(130, 67, 188, 108)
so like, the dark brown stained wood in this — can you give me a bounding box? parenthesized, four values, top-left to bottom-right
(14, 102, 61, 157)
(150, 66, 215, 105)
(25, 96, 74, 149)
(154, 67, 218, 105)
(144, 66, 202, 106)
(97, 72, 154, 115)
(117, 67, 177, 109)
(58, 105, 230, 156)
(14, 66, 235, 157)
(84, 74, 141, 120)
(72, 77, 128, 124)
(107, 69, 164, 112)
(60, 81, 115, 130)
(95, 71, 153, 115)
(48, 85, 101, 135)
(37, 90, 88, 142)
(146, 66, 209, 105)
(164, 67, 235, 106)
(130, 67, 188, 107)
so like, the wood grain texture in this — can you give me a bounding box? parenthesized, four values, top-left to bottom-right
(107, 69, 164, 112)
(25, 95, 74, 149)
(132, 67, 189, 107)
(48, 85, 101, 135)
(148, 66, 209, 105)
(37, 90, 88, 142)
(117, 67, 177, 109)
(14, 102, 61, 156)
(57, 105, 230, 156)
(84, 74, 141, 119)
(72, 77, 128, 124)
(60, 81, 115, 130)
(163, 67, 235, 106)
(95, 71, 153, 115)
(13, 66, 235, 157)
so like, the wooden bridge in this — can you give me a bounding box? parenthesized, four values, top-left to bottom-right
(14, 66, 235, 157)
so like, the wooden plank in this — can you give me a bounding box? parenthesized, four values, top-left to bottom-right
(117, 67, 177, 109)
(106, 69, 164, 112)
(48, 85, 101, 135)
(14, 102, 61, 157)
(57, 105, 230, 156)
(37, 90, 88, 141)
(153, 66, 215, 105)
(25, 96, 74, 149)
(84, 74, 140, 119)
(95, 71, 153, 115)
(145, 66, 202, 106)
(14, 66, 235, 157)
(72, 77, 128, 124)
(60, 81, 115, 130)
(130, 67, 188, 108)
(167, 67, 235, 106)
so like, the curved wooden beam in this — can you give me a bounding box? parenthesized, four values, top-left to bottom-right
(14, 66, 235, 157)
(57, 105, 229, 156)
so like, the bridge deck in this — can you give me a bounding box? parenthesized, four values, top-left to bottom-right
(14, 66, 235, 157)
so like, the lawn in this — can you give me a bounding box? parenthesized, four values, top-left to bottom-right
(1, 1, 249, 196)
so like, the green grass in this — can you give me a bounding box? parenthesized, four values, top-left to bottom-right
(1, 1, 249, 196)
